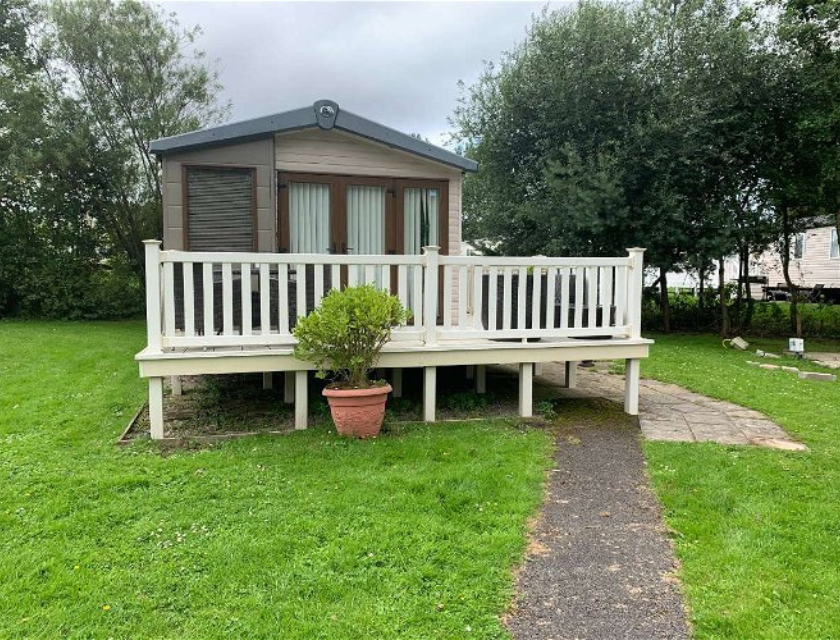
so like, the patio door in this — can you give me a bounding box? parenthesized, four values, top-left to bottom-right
(278, 173, 397, 258)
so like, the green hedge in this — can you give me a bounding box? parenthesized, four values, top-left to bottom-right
(642, 291, 840, 339)
(0, 261, 144, 320)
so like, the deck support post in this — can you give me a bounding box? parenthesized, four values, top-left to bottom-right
(262, 372, 273, 390)
(294, 370, 308, 430)
(149, 377, 164, 440)
(466, 365, 474, 380)
(392, 368, 402, 398)
(624, 358, 640, 416)
(284, 372, 294, 404)
(424, 366, 436, 422)
(170, 375, 182, 396)
(519, 363, 533, 418)
(534, 363, 543, 376)
(564, 361, 578, 389)
(476, 365, 486, 394)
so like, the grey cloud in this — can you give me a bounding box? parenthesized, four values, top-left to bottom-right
(159, 1, 557, 146)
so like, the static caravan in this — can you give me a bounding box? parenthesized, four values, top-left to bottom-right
(138, 100, 650, 439)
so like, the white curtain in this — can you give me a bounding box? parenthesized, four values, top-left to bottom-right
(403, 188, 439, 255)
(347, 185, 385, 255)
(289, 182, 330, 253)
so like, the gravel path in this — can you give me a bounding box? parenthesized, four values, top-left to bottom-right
(506, 406, 690, 640)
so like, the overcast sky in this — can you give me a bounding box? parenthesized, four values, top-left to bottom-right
(160, 2, 560, 146)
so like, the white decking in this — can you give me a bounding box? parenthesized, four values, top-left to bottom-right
(137, 242, 650, 438)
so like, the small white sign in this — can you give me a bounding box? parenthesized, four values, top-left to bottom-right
(789, 338, 805, 353)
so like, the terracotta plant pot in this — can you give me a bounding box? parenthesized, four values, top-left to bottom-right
(323, 383, 392, 438)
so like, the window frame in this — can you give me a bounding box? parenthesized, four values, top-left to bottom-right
(277, 172, 449, 256)
(793, 232, 806, 260)
(181, 164, 258, 252)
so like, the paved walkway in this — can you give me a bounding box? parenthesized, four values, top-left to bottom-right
(506, 405, 690, 640)
(536, 364, 807, 451)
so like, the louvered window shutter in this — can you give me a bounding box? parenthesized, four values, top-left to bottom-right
(186, 167, 254, 251)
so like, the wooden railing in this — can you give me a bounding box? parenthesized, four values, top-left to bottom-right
(143, 241, 645, 352)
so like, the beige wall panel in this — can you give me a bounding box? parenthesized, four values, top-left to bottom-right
(171, 139, 274, 166)
(164, 180, 182, 207)
(256, 166, 272, 185)
(258, 231, 275, 254)
(163, 226, 183, 251)
(256, 186, 271, 209)
(275, 130, 462, 181)
(257, 209, 274, 232)
(160, 138, 275, 251)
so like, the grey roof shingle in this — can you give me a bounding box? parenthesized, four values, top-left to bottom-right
(149, 99, 478, 172)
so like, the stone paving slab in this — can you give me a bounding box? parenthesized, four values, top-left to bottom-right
(537, 364, 807, 451)
(808, 352, 840, 369)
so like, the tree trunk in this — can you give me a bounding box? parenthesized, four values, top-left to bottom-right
(719, 257, 729, 337)
(744, 248, 754, 332)
(698, 264, 705, 312)
(659, 267, 670, 333)
(735, 249, 745, 329)
(780, 205, 800, 337)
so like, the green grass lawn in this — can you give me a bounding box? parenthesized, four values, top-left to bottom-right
(642, 333, 840, 639)
(0, 320, 553, 638)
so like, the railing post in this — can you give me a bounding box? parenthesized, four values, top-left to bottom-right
(626, 247, 646, 338)
(144, 240, 163, 352)
(423, 246, 440, 345)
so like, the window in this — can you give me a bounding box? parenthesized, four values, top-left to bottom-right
(289, 181, 331, 253)
(831, 228, 839, 259)
(402, 187, 440, 254)
(793, 233, 806, 260)
(185, 166, 255, 251)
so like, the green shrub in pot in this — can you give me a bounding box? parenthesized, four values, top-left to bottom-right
(293, 285, 409, 437)
(293, 285, 409, 389)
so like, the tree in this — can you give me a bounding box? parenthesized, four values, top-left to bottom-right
(453, 0, 765, 332)
(453, 3, 649, 258)
(47, 0, 229, 275)
(764, 0, 840, 334)
(1, 0, 228, 318)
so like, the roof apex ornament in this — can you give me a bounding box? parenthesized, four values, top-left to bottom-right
(314, 99, 339, 130)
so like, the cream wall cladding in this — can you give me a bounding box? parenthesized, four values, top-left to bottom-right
(759, 226, 840, 288)
(161, 139, 275, 252)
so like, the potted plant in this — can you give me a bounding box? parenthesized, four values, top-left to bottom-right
(293, 285, 409, 438)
